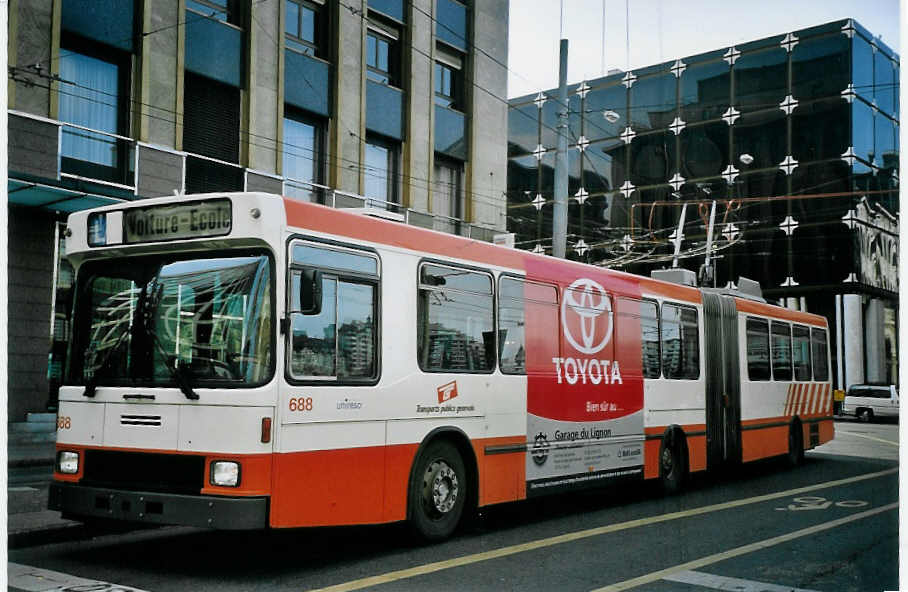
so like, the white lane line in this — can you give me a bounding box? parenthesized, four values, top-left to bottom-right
(836, 431, 899, 446)
(305, 468, 896, 592)
(664, 569, 821, 592)
(8, 562, 150, 592)
(591, 502, 897, 592)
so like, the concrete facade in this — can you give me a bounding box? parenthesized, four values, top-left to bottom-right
(7, 0, 510, 419)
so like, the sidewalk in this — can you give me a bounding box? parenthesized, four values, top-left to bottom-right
(7, 441, 83, 548)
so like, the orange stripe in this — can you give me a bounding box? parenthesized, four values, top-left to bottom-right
(735, 299, 828, 326)
(784, 384, 794, 416)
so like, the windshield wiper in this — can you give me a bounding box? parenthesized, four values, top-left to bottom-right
(83, 332, 132, 398)
(146, 330, 200, 401)
(142, 278, 200, 401)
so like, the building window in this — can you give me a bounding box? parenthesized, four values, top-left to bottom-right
(433, 156, 464, 222)
(364, 136, 399, 206)
(366, 26, 399, 86)
(282, 109, 325, 200)
(187, 0, 241, 25)
(58, 45, 129, 182)
(285, 0, 324, 57)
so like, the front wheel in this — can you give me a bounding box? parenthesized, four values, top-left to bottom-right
(858, 409, 874, 423)
(408, 440, 467, 541)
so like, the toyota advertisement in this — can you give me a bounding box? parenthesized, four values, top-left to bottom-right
(524, 259, 645, 496)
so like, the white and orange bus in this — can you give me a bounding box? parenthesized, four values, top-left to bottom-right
(50, 192, 834, 540)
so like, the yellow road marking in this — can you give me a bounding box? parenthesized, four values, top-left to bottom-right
(836, 430, 899, 446)
(591, 502, 898, 591)
(306, 468, 897, 592)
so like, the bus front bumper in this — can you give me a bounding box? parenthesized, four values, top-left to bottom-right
(49, 482, 268, 530)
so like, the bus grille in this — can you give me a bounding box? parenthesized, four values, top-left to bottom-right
(82, 450, 205, 495)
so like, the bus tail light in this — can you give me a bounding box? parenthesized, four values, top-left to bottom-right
(210, 461, 240, 487)
(261, 417, 272, 443)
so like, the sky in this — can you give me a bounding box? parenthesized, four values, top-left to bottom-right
(507, 0, 901, 99)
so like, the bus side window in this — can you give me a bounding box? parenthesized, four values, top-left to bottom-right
(661, 303, 698, 380)
(792, 325, 812, 381)
(287, 241, 379, 381)
(498, 277, 558, 375)
(770, 321, 792, 381)
(618, 297, 660, 379)
(746, 317, 770, 381)
(418, 263, 495, 373)
(811, 327, 829, 381)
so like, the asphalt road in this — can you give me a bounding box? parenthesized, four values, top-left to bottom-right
(8, 420, 899, 592)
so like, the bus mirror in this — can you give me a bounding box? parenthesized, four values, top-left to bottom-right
(299, 269, 323, 315)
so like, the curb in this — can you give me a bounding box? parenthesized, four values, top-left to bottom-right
(8, 523, 90, 549)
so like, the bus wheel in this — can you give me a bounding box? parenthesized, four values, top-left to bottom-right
(409, 440, 466, 541)
(659, 433, 686, 494)
(787, 420, 804, 466)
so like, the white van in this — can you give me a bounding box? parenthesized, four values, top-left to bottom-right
(841, 385, 899, 422)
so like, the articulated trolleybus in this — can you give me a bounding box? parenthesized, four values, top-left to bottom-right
(51, 192, 834, 540)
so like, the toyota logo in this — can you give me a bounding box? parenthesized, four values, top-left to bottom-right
(561, 278, 613, 355)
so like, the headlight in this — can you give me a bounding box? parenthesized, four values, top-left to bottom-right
(57, 451, 79, 474)
(210, 461, 240, 487)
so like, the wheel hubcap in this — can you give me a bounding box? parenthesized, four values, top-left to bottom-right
(661, 448, 673, 473)
(423, 460, 459, 515)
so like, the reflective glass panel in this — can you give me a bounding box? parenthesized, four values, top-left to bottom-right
(852, 34, 874, 104)
(680, 122, 728, 179)
(792, 99, 849, 162)
(584, 83, 627, 140)
(680, 59, 730, 124)
(508, 103, 539, 156)
(734, 48, 787, 114)
(791, 34, 849, 101)
(852, 98, 875, 164)
(630, 73, 677, 132)
(874, 52, 895, 117)
(733, 108, 787, 169)
(584, 138, 626, 193)
(630, 132, 677, 186)
(874, 113, 896, 169)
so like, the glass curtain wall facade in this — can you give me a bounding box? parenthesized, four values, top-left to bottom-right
(506, 18, 898, 385)
(508, 19, 897, 286)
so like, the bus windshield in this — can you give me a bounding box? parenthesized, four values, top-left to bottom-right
(69, 253, 273, 388)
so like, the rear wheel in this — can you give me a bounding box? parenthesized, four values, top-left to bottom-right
(408, 440, 466, 541)
(659, 433, 687, 494)
(787, 420, 804, 466)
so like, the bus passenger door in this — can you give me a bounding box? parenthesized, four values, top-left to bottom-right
(702, 293, 741, 469)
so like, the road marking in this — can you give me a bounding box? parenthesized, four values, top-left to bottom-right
(590, 502, 897, 592)
(8, 562, 149, 592)
(664, 569, 821, 592)
(305, 468, 897, 592)
(836, 430, 898, 446)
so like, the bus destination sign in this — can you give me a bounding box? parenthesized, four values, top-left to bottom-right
(124, 200, 232, 243)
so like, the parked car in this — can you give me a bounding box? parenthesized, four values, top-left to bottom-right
(841, 384, 899, 422)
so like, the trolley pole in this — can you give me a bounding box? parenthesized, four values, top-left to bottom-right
(552, 39, 569, 259)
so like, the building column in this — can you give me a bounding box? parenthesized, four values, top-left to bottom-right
(842, 293, 865, 388)
(330, 0, 366, 194)
(864, 298, 886, 383)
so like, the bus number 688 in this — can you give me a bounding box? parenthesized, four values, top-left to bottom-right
(289, 397, 313, 412)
